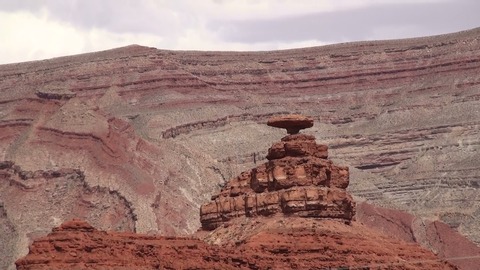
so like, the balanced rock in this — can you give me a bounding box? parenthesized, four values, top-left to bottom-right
(267, 114, 314, 134)
(200, 115, 355, 230)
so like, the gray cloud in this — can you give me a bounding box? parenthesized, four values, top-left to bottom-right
(2, 0, 478, 44)
(0, 0, 42, 11)
(0, 0, 185, 36)
(209, 0, 480, 43)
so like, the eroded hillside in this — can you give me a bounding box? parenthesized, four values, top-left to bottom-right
(1, 28, 480, 269)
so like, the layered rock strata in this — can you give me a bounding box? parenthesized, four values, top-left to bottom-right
(1, 27, 480, 251)
(200, 115, 355, 230)
(0, 161, 135, 270)
(16, 218, 457, 270)
(356, 202, 480, 270)
(15, 220, 235, 270)
(15, 115, 459, 270)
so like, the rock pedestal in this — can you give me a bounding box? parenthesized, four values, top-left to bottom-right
(200, 115, 355, 230)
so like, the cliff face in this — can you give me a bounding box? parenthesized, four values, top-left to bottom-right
(356, 202, 480, 270)
(16, 120, 459, 269)
(1, 28, 480, 268)
(0, 161, 135, 270)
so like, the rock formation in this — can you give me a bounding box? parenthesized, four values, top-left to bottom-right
(16, 119, 459, 269)
(200, 115, 355, 230)
(15, 219, 237, 270)
(16, 218, 459, 270)
(267, 114, 314, 134)
(35, 88, 76, 100)
(356, 202, 480, 270)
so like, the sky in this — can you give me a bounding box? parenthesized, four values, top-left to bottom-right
(1, 0, 479, 64)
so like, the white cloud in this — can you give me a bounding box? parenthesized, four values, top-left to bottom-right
(0, 5, 327, 64)
(0, 10, 162, 64)
(0, 0, 474, 64)
(0, 10, 83, 63)
(174, 27, 325, 52)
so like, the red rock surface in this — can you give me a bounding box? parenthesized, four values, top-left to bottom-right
(200, 120, 354, 230)
(17, 219, 458, 270)
(15, 219, 235, 270)
(266, 133, 329, 160)
(356, 202, 480, 270)
(203, 217, 457, 270)
(0, 161, 135, 270)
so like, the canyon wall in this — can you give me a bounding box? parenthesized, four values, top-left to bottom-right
(1, 28, 480, 268)
(16, 123, 461, 269)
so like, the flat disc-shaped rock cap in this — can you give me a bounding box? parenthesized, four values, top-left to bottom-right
(267, 114, 314, 134)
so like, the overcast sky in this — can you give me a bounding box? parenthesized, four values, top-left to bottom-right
(1, 0, 479, 64)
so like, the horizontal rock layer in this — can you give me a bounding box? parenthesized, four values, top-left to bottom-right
(0, 161, 135, 270)
(266, 134, 329, 160)
(16, 219, 456, 270)
(201, 186, 354, 230)
(200, 131, 355, 230)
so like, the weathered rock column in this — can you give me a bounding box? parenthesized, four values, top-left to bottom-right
(200, 115, 355, 230)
